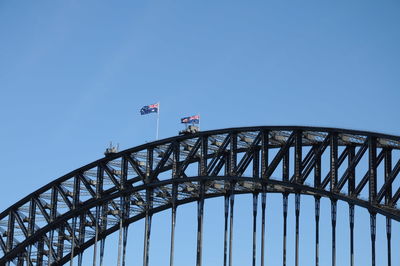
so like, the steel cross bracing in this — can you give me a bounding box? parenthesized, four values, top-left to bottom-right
(1, 126, 400, 265)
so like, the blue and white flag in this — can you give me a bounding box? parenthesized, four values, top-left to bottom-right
(140, 103, 159, 115)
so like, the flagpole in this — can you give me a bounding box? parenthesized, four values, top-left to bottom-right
(156, 102, 160, 140)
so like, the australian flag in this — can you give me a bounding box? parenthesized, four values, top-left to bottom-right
(181, 115, 200, 124)
(140, 103, 159, 115)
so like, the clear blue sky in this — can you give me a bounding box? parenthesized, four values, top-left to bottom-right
(0, 1, 399, 265)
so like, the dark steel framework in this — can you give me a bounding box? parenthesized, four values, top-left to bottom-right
(1, 126, 400, 265)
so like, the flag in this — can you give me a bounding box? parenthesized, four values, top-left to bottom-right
(181, 115, 200, 124)
(140, 103, 159, 115)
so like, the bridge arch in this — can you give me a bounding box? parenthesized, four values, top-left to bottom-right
(1, 126, 400, 265)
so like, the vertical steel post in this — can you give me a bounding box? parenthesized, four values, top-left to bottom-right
(330, 132, 338, 266)
(314, 143, 321, 266)
(223, 195, 229, 266)
(117, 197, 124, 266)
(122, 158, 129, 266)
(228, 133, 237, 266)
(93, 165, 104, 266)
(71, 174, 81, 266)
(92, 206, 100, 266)
(229, 133, 237, 176)
(347, 145, 355, 266)
(283, 149, 289, 183)
(224, 152, 230, 266)
(196, 182, 205, 266)
(37, 237, 44, 266)
(170, 140, 180, 266)
(94, 165, 104, 266)
(196, 136, 208, 266)
(261, 189, 266, 266)
(77, 212, 86, 266)
(99, 238, 105, 266)
(315, 197, 320, 266)
(295, 130, 302, 184)
(386, 217, 391, 266)
(143, 194, 153, 266)
(48, 224, 54, 264)
(47, 230, 54, 265)
(122, 225, 128, 266)
(143, 212, 152, 266)
(169, 183, 178, 266)
(261, 130, 269, 180)
(282, 148, 289, 266)
(369, 137, 377, 204)
(369, 137, 377, 266)
(349, 204, 355, 266)
(49, 187, 58, 265)
(384, 148, 392, 266)
(252, 193, 258, 266)
(199, 135, 208, 177)
(260, 130, 268, 266)
(330, 133, 338, 192)
(99, 202, 108, 266)
(118, 156, 128, 266)
(27, 245, 33, 266)
(93, 166, 103, 266)
(228, 191, 235, 266)
(329, 133, 338, 266)
(282, 194, 288, 266)
(57, 225, 65, 262)
(27, 198, 36, 266)
(314, 144, 321, 189)
(370, 213, 376, 266)
(169, 200, 177, 266)
(143, 148, 153, 266)
(78, 253, 83, 266)
(348, 146, 356, 197)
(331, 200, 337, 266)
(295, 193, 300, 266)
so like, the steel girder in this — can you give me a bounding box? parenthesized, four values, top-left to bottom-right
(1, 126, 400, 265)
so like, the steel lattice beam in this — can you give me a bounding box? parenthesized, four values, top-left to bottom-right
(1, 126, 400, 264)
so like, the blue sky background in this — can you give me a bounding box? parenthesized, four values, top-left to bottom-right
(0, 1, 399, 265)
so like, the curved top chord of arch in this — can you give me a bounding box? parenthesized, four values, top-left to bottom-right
(1, 126, 400, 264)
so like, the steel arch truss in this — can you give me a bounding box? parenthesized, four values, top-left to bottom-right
(2, 126, 400, 265)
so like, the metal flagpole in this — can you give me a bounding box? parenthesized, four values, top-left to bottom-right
(156, 102, 160, 140)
